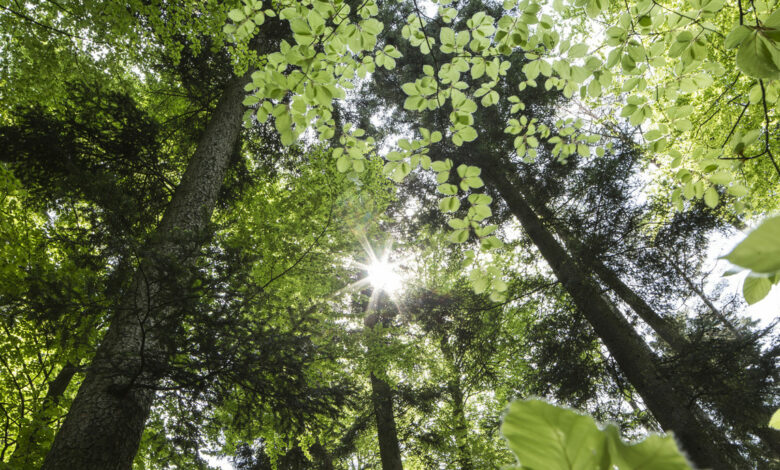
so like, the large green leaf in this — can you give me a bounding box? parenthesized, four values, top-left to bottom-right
(770, 409, 780, 430)
(736, 32, 780, 79)
(742, 275, 772, 305)
(724, 215, 780, 273)
(501, 399, 691, 470)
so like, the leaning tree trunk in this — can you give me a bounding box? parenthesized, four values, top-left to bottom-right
(478, 162, 747, 470)
(41, 73, 249, 470)
(527, 199, 691, 353)
(528, 192, 780, 457)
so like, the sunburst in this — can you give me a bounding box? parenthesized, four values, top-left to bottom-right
(342, 232, 406, 313)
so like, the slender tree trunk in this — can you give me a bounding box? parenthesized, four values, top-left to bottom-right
(364, 306, 403, 470)
(8, 362, 78, 467)
(664, 252, 740, 335)
(479, 163, 747, 470)
(41, 73, 249, 470)
(528, 201, 691, 353)
(532, 198, 780, 457)
(447, 378, 473, 470)
(369, 373, 403, 470)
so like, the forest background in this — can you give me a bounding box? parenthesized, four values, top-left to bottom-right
(0, 0, 779, 468)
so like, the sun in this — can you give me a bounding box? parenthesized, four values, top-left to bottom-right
(338, 233, 407, 314)
(366, 259, 403, 294)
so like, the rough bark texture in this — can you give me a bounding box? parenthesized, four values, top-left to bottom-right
(479, 164, 746, 470)
(8, 362, 78, 467)
(560, 231, 690, 352)
(370, 372, 404, 470)
(41, 73, 249, 470)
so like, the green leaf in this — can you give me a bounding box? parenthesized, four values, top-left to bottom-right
(502, 399, 691, 470)
(401, 82, 419, 96)
(480, 236, 504, 250)
(439, 196, 461, 213)
(606, 428, 692, 470)
(228, 9, 246, 22)
(568, 43, 588, 58)
(737, 33, 780, 79)
(743, 276, 772, 305)
(502, 399, 608, 469)
(438, 183, 458, 195)
(448, 217, 469, 229)
(703, 187, 719, 208)
(449, 229, 469, 243)
(724, 25, 751, 49)
(723, 215, 780, 273)
(431, 160, 452, 172)
(336, 155, 351, 173)
(289, 18, 312, 36)
(770, 408, 780, 430)
(459, 126, 478, 142)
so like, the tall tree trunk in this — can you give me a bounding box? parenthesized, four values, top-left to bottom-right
(369, 372, 404, 470)
(478, 163, 747, 470)
(364, 307, 403, 470)
(41, 73, 249, 470)
(8, 362, 78, 468)
(528, 200, 691, 353)
(447, 378, 473, 470)
(530, 195, 780, 457)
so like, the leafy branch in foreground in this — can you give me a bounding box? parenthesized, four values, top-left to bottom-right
(501, 399, 692, 470)
(722, 214, 780, 304)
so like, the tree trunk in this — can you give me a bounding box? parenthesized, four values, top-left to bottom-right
(369, 372, 403, 470)
(528, 201, 691, 353)
(8, 362, 78, 467)
(479, 163, 747, 470)
(364, 297, 404, 470)
(41, 73, 249, 470)
(530, 197, 780, 457)
(447, 378, 473, 470)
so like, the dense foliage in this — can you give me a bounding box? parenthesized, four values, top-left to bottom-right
(0, 0, 778, 469)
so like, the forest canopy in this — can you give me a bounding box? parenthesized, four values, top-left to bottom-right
(0, 0, 778, 469)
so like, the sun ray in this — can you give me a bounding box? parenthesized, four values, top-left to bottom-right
(341, 231, 407, 315)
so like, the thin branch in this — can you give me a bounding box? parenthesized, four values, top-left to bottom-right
(758, 80, 780, 177)
(0, 5, 91, 41)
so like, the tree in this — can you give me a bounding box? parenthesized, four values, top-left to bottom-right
(2, 0, 780, 467)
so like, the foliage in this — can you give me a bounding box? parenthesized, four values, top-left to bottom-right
(2, 0, 779, 467)
(723, 214, 780, 303)
(501, 399, 691, 470)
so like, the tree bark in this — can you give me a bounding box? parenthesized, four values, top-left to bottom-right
(364, 302, 403, 470)
(479, 163, 747, 470)
(41, 73, 249, 470)
(369, 372, 404, 470)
